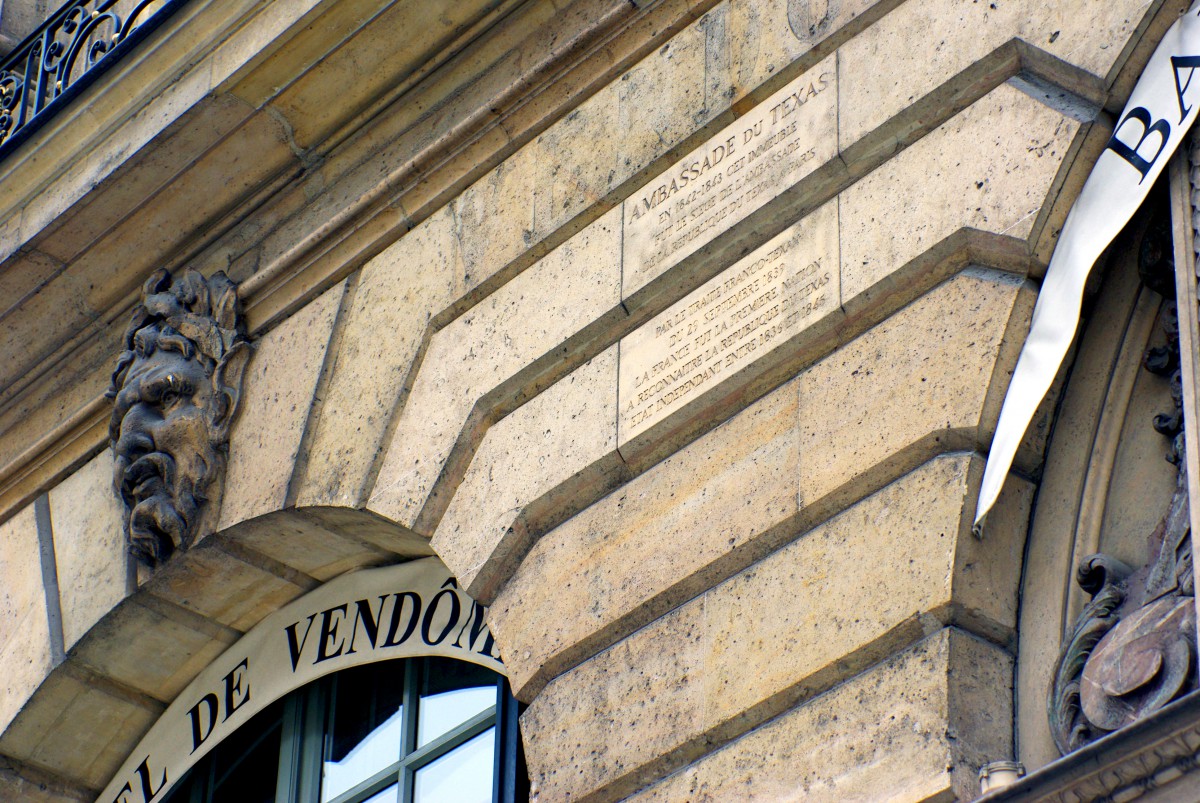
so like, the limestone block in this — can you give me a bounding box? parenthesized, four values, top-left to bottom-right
(530, 84, 622, 240)
(293, 213, 463, 509)
(839, 83, 1080, 309)
(0, 758, 89, 803)
(612, 12, 724, 209)
(725, 0, 884, 105)
(368, 208, 623, 532)
(430, 347, 625, 602)
(48, 452, 129, 651)
(0, 670, 158, 790)
(219, 281, 345, 529)
(443, 143, 541, 296)
(146, 546, 308, 632)
(70, 599, 235, 703)
(37, 93, 257, 265)
(624, 629, 1013, 803)
(0, 249, 61, 321)
(520, 454, 1021, 801)
(0, 505, 53, 737)
(836, 0, 1153, 151)
(300, 506, 433, 558)
(491, 376, 799, 698)
(222, 510, 391, 582)
(798, 268, 1033, 510)
(68, 109, 298, 317)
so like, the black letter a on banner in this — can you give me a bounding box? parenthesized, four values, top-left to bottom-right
(1172, 55, 1200, 121)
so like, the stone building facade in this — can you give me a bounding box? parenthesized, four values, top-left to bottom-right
(2, 0, 1199, 800)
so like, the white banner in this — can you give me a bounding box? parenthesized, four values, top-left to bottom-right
(101, 559, 502, 803)
(975, 0, 1200, 531)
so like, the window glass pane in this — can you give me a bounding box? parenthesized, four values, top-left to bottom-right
(363, 784, 400, 803)
(322, 663, 405, 801)
(413, 727, 496, 803)
(417, 658, 496, 747)
(211, 718, 282, 803)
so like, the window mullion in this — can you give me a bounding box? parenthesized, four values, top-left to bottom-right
(275, 695, 305, 803)
(296, 682, 328, 803)
(403, 707, 497, 771)
(323, 761, 403, 803)
(400, 659, 421, 803)
(494, 679, 520, 803)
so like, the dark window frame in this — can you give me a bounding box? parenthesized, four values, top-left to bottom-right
(165, 656, 525, 803)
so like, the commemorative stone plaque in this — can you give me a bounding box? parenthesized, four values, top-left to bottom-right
(619, 200, 838, 444)
(622, 54, 837, 295)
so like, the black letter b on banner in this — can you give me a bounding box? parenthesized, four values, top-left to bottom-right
(1107, 107, 1171, 182)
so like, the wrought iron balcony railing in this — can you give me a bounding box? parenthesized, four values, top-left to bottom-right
(0, 0, 187, 159)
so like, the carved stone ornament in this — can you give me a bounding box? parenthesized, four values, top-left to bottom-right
(106, 268, 251, 568)
(1048, 224, 1197, 755)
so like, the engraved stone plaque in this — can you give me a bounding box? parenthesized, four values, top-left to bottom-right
(622, 55, 837, 296)
(619, 201, 839, 444)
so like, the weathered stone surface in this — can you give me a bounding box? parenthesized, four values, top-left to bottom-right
(520, 454, 1020, 801)
(299, 506, 434, 558)
(619, 199, 838, 443)
(0, 757, 89, 803)
(146, 546, 308, 632)
(492, 377, 798, 697)
(222, 510, 391, 582)
(0, 505, 53, 737)
(292, 211, 463, 509)
(0, 670, 158, 790)
(368, 208, 623, 531)
(48, 452, 128, 651)
(622, 54, 837, 297)
(260, 0, 514, 149)
(624, 629, 1013, 803)
(219, 281, 345, 529)
(431, 347, 625, 601)
(836, 0, 1153, 152)
(70, 599, 235, 703)
(839, 83, 1082, 310)
(798, 268, 1034, 510)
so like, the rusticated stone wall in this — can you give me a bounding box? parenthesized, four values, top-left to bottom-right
(0, 0, 1190, 800)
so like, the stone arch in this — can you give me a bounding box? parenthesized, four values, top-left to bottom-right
(0, 492, 509, 802)
(94, 557, 503, 803)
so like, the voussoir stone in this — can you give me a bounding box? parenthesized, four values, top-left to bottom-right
(839, 81, 1084, 312)
(837, 0, 1153, 152)
(799, 267, 1034, 510)
(491, 375, 799, 698)
(219, 280, 345, 529)
(430, 346, 624, 603)
(520, 452, 1022, 801)
(368, 207, 623, 532)
(625, 628, 1013, 803)
(293, 210, 464, 509)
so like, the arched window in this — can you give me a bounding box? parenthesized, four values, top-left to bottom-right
(161, 656, 526, 803)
